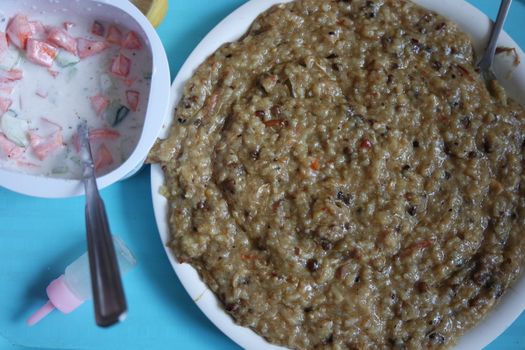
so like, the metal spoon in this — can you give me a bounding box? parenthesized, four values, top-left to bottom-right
(78, 122, 127, 327)
(477, 0, 513, 81)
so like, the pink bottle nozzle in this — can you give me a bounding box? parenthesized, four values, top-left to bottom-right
(27, 301, 54, 326)
(27, 275, 84, 326)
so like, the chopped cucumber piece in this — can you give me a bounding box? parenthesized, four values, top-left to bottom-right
(114, 106, 130, 126)
(105, 103, 130, 126)
(1, 111, 28, 147)
(56, 50, 80, 67)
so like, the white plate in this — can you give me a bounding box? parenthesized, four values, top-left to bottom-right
(151, 0, 525, 349)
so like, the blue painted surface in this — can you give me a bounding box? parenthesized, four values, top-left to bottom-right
(0, 1, 523, 349)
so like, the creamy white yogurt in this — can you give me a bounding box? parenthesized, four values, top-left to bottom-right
(0, 11, 152, 178)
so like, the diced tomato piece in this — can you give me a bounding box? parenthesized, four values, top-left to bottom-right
(0, 86, 14, 95)
(0, 133, 24, 159)
(28, 20, 47, 39)
(0, 32, 8, 55)
(26, 39, 58, 67)
(0, 97, 12, 114)
(106, 25, 122, 45)
(72, 127, 120, 152)
(122, 31, 142, 50)
(91, 21, 105, 36)
(77, 38, 108, 58)
(0, 69, 23, 82)
(94, 143, 113, 171)
(126, 90, 139, 111)
(90, 128, 121, 140)
(90, 94, 109, 116)
(29, 130, 63, 160)
(6, 15, 32, 49)
(63, 22, 74, 31)
(47, 27, 78, 54)
(110, 53, 131, 77)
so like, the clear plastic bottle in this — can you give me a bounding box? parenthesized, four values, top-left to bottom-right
(27, 235, 137, 326)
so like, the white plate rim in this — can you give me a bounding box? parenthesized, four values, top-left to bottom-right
(151, 0, 525, 349)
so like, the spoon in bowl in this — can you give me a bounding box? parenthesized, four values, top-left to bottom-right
(78, 122, 127, 327)
(477, 0, 513, 82)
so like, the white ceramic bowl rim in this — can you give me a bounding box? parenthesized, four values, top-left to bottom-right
(151, 0, 525, 349)
(0, 0, 170, 198)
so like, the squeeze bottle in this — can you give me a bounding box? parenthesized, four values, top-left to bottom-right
(27, 235, 137, 326)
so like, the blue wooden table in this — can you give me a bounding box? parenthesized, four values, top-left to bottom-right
(0, 1, 524, 349)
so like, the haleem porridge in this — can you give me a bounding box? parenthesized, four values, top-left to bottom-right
(150, 0, 525, 349)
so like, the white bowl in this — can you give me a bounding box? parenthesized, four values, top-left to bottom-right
(151, 0, 525, 349)
(0, 0, 170, 198)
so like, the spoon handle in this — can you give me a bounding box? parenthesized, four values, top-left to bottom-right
(478, 0, 513, 71)
(78, 123, 127, 327)
(84, 187, 128, 327)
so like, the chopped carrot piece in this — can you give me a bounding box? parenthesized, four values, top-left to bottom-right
(126, 90, 139, 111)
(91, 21, 105, 36)
(94, 143, 113, 171)
(28, 130, 63, 160)
(106, 25, 122, 45)
(122, 31, 141, 50)
(263, 119, 288, 127)
(47, 27, 78, 54)
(90, 94, 109, 116)
(110, 53, 131, 77)
(310, 159, 320, 171)
(6, 14, 32, 49)
(77, 38, 108, 58)
(241, 254, 259, 260)
(26, 39, 58, 67)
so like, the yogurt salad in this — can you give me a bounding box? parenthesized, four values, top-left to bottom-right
(0, 11, 152, 178)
